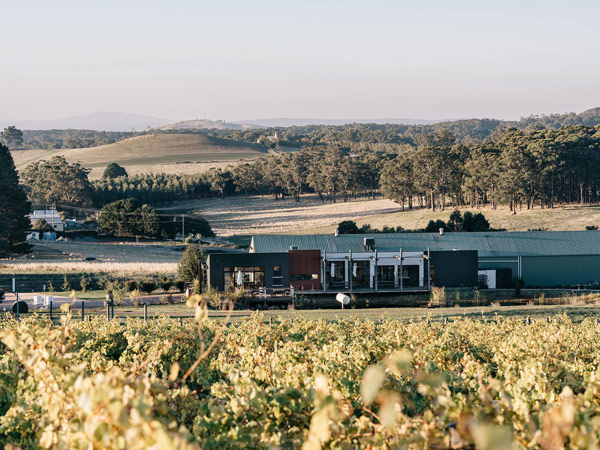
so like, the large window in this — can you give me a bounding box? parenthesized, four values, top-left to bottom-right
(272, 265, 283, 287)
(351, 260, 370, 288)
(402, 265, 420, 287)
(224, 266, 265, 291)
(377, 265, 395, 287)
(325, 261, 345, 287)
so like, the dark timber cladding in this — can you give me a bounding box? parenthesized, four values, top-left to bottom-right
(289, 250, 321, 290)
(207, 252, 289, 291)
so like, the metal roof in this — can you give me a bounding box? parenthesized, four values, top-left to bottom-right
(250, 231, 600, 257)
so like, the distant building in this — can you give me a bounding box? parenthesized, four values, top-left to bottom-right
(29, 209, 65, 232)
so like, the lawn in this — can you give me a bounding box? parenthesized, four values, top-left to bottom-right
(83, 302, 600, 323)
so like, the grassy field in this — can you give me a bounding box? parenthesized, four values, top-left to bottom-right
(75, 302, 600, 322)
(11, 133, 272, 179)
(166, 194, 600, 236)
(0, 241, 180, 275)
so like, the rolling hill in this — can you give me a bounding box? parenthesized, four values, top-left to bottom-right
(154, 119, 261, 131)
(1, 112, 170, 131)
(11, 133, 271, 179)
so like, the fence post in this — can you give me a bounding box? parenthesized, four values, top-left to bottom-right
(81, 300, 85, 322)
(15, 292, 19, 322)
(179, 317, 183, 327)
(49, 301, 53, 322)
(143, 303, 148, 322)
(106, 302, 110, 320)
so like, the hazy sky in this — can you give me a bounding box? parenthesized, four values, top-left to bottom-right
(2, 0, 600, 121)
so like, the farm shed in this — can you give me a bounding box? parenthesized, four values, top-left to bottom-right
(250, 231, 600, 288)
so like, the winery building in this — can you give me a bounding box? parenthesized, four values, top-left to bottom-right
(249, 231, 600, 289)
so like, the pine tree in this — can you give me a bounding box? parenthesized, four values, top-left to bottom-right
(0, 143, 31, 255)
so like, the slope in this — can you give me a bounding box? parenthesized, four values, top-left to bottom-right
(12, 133, 269, 179)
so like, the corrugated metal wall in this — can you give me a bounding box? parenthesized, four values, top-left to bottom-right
(479, 255, 600, 287)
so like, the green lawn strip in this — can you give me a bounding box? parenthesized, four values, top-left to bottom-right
(77, 302, 600, 323)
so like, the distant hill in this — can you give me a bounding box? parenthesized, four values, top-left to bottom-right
(238, 117, 441, 127)
(12, 133, 271, 179)
(155, 119, 261, 131)
(1, 112, 170, 131)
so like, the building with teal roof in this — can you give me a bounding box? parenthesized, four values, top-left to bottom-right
(250, 231, 600, 288)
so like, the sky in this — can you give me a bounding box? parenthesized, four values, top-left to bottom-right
(2, 0, 600, 122)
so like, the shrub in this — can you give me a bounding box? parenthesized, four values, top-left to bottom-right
(80, 274, 90, 293)
(430, 286, 446, 307)
(175, 279, 186, 292)
(140, 279, 156, 295)
(61, 275, 71, 292)
(337, 220, 359, 234)
(203, 288, 224, 309)
(124, 279, 139, 292)
(129, 289, 142, 307)
(160, 276, 173, 293)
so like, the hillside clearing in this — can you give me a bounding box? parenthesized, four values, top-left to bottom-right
(11, 133, 272, 179)
(165, 195, 600, 236)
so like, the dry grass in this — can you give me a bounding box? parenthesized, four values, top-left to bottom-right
(164, 195, 405, 236)
(12, 133, 270, 179)
(0, 241, 181, 275)
(0, 261, 177, 276)
(165, 195, 600, 236)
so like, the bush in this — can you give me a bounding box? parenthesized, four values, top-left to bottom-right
(203, 288, 224, 309)
(175, 279, 186, 292)
(61, 275, 71, 292)
(160, 276, 173, 293)
(337, 220, 359, 234)
(140, 279, 156, 295)
(129, 289, 142, 307)
(80, 274, 90, 293)
(430, 286, 446, 307)
(124, 279, 139, 292)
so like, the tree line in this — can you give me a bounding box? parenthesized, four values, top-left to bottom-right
(19, 124, 600, 216)
(381, 126, 600, 212)
(7, 106, 600, 152)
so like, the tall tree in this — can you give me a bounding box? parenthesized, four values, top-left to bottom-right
(177, 245, 205, 282)
(21, 156, 93, 207)
(0, 144, 31, 255)
(1, 126, 23, 148)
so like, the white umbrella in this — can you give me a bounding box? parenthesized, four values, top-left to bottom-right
(236, 270, 243, 286)
(353, 263, 358, 277)
(331, 263, 335, 278)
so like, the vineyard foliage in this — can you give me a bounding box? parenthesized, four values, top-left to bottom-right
(2, 313, 600, 448)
